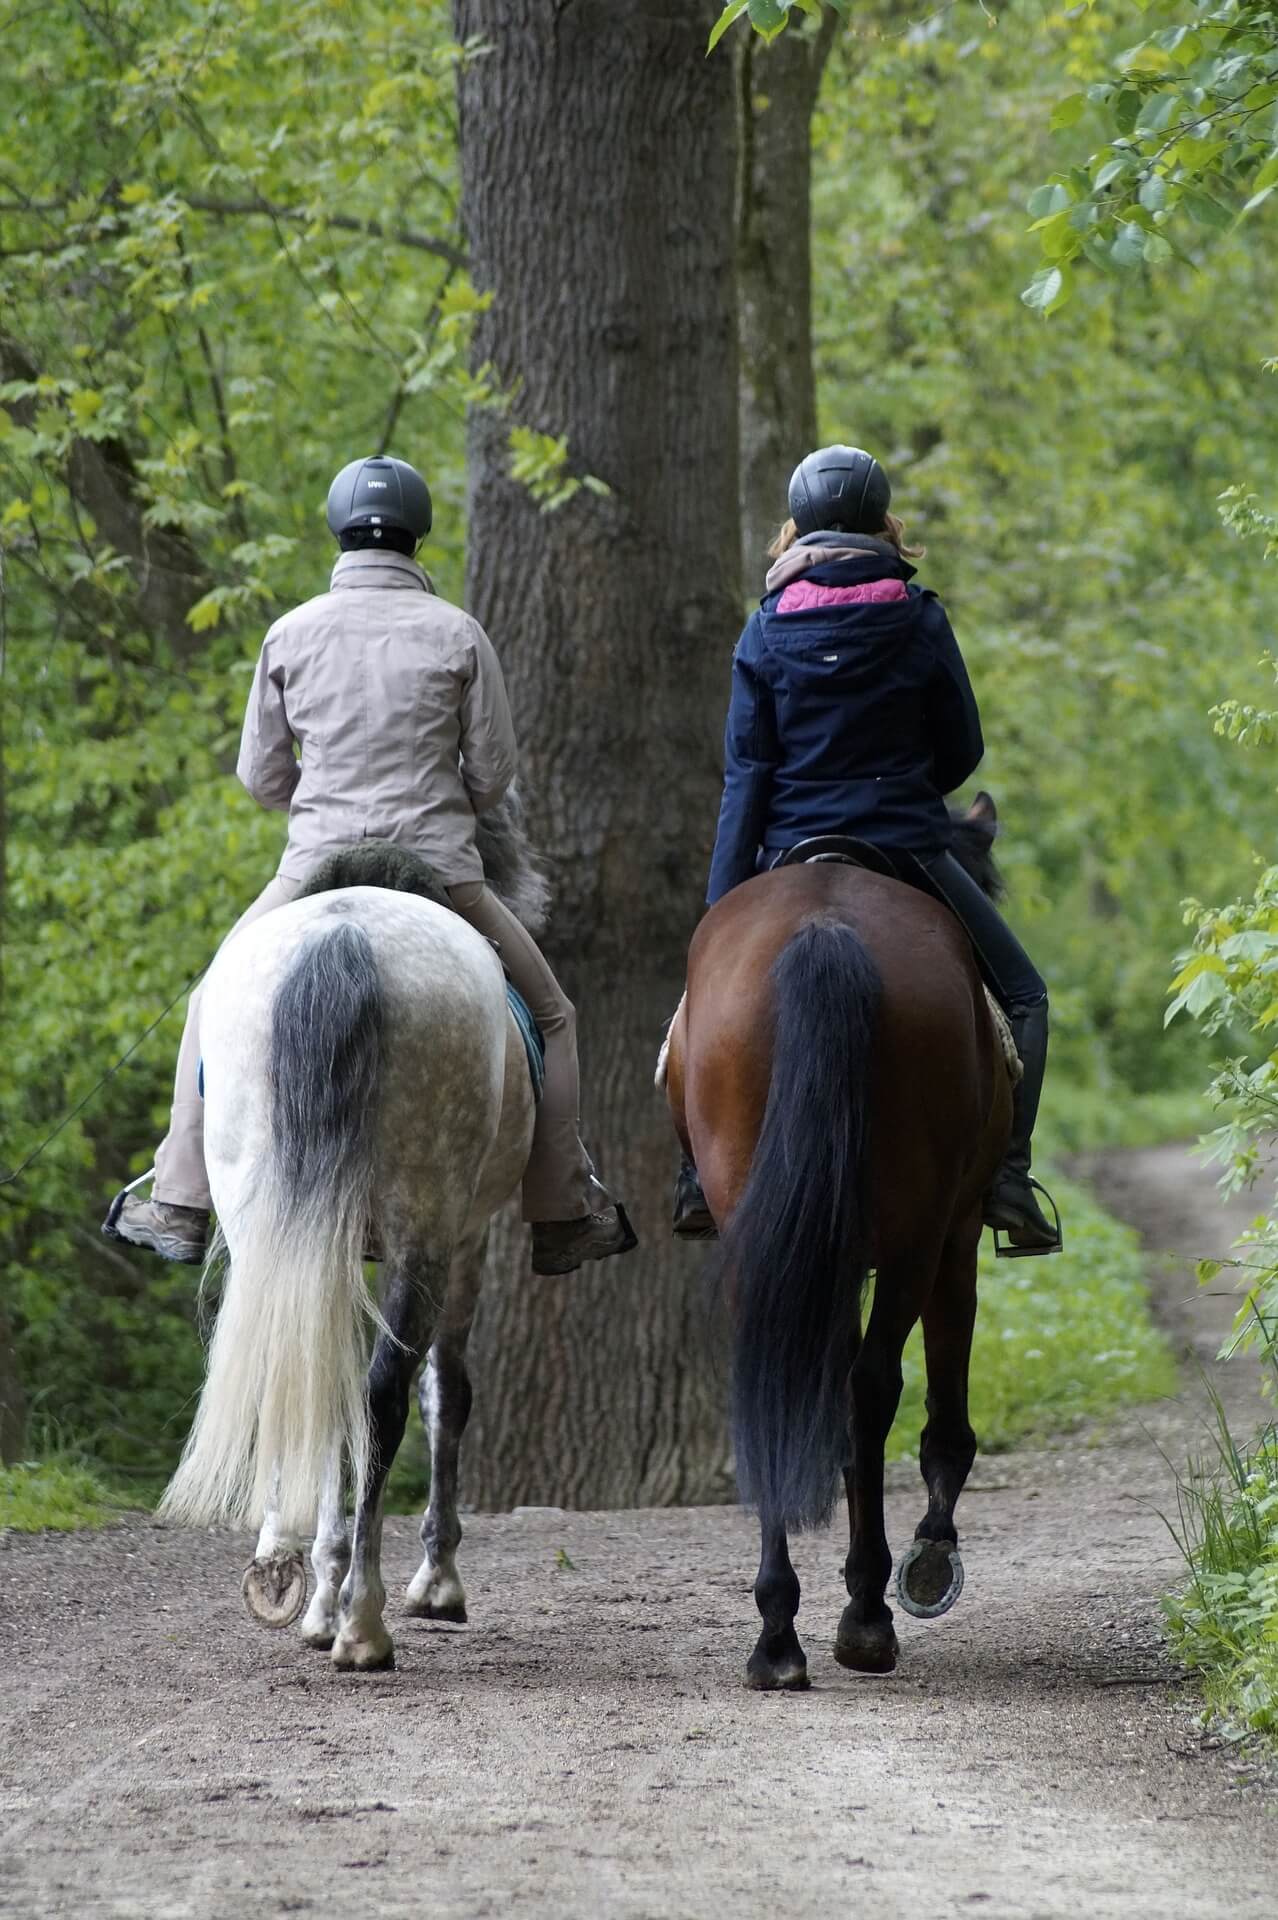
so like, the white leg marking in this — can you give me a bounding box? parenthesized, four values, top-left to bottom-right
(300, 1453, 349, 1650)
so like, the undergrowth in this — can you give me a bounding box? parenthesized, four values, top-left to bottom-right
(0, 1456, 132, 1532)
(1163, 1369, 1278, 1744)
(888, 1171, 1179, 1460)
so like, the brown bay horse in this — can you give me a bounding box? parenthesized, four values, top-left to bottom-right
(664, 814, 1013, 1689)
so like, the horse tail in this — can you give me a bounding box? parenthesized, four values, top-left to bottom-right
(161, 918, 388, 1536)
(728, 915, 881, 1534)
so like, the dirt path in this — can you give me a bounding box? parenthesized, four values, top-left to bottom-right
(2, 1146, 1275, 1920)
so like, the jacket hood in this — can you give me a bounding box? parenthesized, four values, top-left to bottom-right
(763, 532, 912, 595)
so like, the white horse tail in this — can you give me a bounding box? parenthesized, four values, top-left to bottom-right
(161, 916, 389, 1536)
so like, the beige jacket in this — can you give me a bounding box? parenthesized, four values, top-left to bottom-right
(237, 548, 518, 885)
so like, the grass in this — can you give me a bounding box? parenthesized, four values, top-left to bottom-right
(1037, 1078, 1213, 1158)
(887, 1170, 1180, 1462)
(0, 1456, 133, 1533)
(1163, 1369, 1278, 1744)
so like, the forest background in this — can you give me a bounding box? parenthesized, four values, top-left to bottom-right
(2, 0, 1277, 1569)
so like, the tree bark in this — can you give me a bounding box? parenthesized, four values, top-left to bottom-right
(736, 11, 841, 591)
(0, 1294, 26, 1465)
(454, 0, 741, 1509)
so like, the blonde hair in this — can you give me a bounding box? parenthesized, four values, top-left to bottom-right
(766, 509, 925, 562)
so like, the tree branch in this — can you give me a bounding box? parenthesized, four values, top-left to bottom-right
(0, 192, 469, 269)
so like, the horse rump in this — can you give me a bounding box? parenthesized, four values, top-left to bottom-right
(726, 915, 881, 1534)
(161, 916, 389, 1535)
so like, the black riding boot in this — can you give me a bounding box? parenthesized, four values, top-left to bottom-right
(672, 1154, 717, 1241)
(983, 1001, 1062, 1255)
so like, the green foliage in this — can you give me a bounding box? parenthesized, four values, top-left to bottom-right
(0, 0, 472, 1475)
(0, 1457, 131, 1532)
(709, 0, 850, 54)
(1027, 0, 1278, 306)
(1163, 1378, 1278, 1742)
(889, 1174, 1180, 1460)
(809, 1, 1278, 1101)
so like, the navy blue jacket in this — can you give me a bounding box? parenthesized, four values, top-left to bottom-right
(705, 544, 984, 905)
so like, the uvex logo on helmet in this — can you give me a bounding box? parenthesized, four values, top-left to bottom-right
(788, 445, 891, 539)
(326, 455, 433, 541)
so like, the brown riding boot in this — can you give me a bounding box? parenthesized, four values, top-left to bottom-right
(531, 1200, 638, 1277)
(103, 1192, 209, 1265)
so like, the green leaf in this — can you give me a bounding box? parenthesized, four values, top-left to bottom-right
(1094, 155, 1133, 191)
(1143, 232, 1173, 263)
(1139, 173, 1168, 212)
(1135, 92, 1180, 136)
(707, 0, 750, 53)
(1021, 263, 1072, 315)
(1028, 182, 1071, 220)
(1183, 189, 1234, 230)
(746, 0, 789, 34)
(1051, 94, 1087, 132)
(1111, 221, 1148, 269)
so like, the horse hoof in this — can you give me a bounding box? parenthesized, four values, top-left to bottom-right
(896, 1539, 964, 1620)
(833, 1620, 899, 1674)
(404, 1597, 468, 1624)
(241, 1552, 307, 1629)
(331, 1633, 396, 1672)
(745, 1654, 810, 1692)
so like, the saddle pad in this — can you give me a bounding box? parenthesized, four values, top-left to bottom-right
(198, 985, 545, 1105)
(506, 981, 545, 1103)
(985, 988, 1023, 1086)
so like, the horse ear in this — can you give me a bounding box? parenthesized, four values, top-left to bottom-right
(967, 790, 998, 835)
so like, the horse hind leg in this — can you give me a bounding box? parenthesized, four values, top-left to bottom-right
(405, 1231, 486, 1623)
(896, 1223, 980, 1623)
(299, 1449, 350, 1650)
(746, 1520, 810, 1691)
(332, 1248, 444, 1673)
(243, 1488, 308, 1630)
(836, 1265, 924, 1675)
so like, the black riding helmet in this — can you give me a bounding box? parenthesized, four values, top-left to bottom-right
(326, 455, 433, 550)
(788, 444, 891, 537)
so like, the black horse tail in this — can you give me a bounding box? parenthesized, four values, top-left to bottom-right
(728, 916, 881, 1534)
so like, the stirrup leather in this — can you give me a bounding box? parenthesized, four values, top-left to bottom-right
(991, 1178, 1063, 1260)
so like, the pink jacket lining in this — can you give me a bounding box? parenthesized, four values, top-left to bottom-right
(774, 578, 909, 614)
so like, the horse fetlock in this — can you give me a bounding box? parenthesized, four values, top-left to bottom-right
(299, 1586, 342, 1649)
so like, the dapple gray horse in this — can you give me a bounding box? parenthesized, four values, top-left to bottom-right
(160, 808, 547, 1671)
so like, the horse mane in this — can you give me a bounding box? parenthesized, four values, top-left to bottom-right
(295, 786, 553, 937)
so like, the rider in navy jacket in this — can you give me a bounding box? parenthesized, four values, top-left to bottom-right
(680, 444, 1060, 1258)
(706, 542, 983, 904)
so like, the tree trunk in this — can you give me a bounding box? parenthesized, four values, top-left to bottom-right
(454, 0, 741, 1509)
(736, 11, 841, 591)
(0, 1297, 26, 1465)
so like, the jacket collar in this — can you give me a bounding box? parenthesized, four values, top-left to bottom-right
(330, 548, 432, 593)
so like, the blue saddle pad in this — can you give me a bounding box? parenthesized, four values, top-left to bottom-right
(199, 985, 544, 1103)
(506, 981, 545, 1103)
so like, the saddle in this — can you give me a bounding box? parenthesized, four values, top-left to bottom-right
(773, 834, 906, 881)
(773, 836, 1021, 1084)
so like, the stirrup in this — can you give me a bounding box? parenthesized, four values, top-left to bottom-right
(990, 1178, 1063, 1260)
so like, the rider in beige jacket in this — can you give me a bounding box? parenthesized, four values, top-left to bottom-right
(105, 454, 635, 1278)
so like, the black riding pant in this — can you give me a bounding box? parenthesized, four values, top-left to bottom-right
(907, 850, 1046, 1016)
